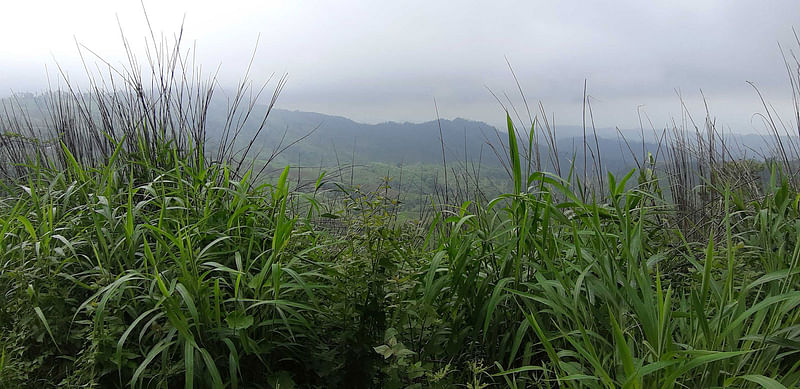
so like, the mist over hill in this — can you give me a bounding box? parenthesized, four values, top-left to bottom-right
(2, 93, 790, 177)
(210, 108, 503, 166)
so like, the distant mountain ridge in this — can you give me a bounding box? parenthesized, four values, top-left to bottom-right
(2, 93, 792, 174)
(206, 106, 668, 174)
(203, 107, 504, 166)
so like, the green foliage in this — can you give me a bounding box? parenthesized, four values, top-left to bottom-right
(373, 135, 800, 387)
(2, 111, 800, 388)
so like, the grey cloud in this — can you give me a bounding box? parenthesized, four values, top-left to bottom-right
(2, 1, 799, 132)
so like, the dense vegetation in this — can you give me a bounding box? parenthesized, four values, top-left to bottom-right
(2, 29, 800, 389)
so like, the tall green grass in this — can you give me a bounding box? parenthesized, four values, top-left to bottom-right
(3, 103, 800, 388)
(0, 141, 329, 386)
(378, 117, 800, 388)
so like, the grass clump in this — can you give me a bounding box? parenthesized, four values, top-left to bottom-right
(0, 144, 329, 386)
(371, 118, 800, 388)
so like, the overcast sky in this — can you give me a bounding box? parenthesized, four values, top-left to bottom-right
(2, 1, 800, 132)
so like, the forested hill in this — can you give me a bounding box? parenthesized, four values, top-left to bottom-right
(205, 106, 665, 174)
(208, 108, 504, 166)
(4, 93, 772, 174)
